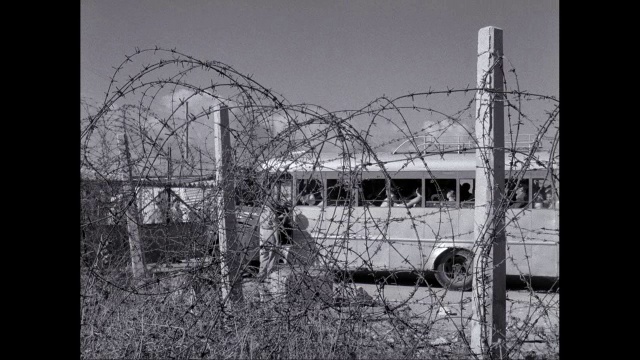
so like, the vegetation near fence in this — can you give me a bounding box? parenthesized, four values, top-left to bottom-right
(81, 47, 558, 359)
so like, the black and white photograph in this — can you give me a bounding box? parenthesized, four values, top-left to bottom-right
(81, 1, 559, 358)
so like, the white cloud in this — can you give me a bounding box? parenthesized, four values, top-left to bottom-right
(269, 113, 288, 135)
(159, 89, 220, 115)
(421, 118, 472, 139)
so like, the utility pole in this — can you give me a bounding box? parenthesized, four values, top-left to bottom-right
(471, 26, 507, 359)
(213, 104, 243, 304)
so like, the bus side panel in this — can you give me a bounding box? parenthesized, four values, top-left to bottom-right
(354, 210, 389, 269)
(341, 208, 377, 269)
(386, 207, 463, 271)
(527, 209, 559, 277)
(453, 208, 559, 278)
(369, 207, 428, 270)
(527, 243, 558, 277)
(529, 210, 560, 243)
(294, 206, 365, 269)
(345, 209, 371, 269)
(352, 238, 389, 270)
(457, 209, 475, 244)
(292, 206, 331, 267)
(388, 240, 429, 271)
(506, 241, 536, 277)
(422, 207, 460, 243)
(505, 209, 534, 277)
(292, 205, 558, 277)
(505, 209, 559, 278)
(318, 207, 351, 268)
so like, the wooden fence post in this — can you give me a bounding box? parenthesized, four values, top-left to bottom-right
(118, 118, 147, 284)
(214, 104, 243, 304)
(471, 26, 507, 359)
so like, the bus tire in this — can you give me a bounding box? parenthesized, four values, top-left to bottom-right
(434, 249, 473, 291)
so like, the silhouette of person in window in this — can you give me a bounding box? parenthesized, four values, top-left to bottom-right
(511, 183, 528, 208)
(460, 183, 473, 202)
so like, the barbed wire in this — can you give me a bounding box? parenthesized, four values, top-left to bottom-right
(81, 47, 559, 359)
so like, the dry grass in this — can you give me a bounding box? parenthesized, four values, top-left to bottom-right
(81, 268, 558, 359)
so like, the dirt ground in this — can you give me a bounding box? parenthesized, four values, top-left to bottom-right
(356, 282, 559, 355)
(241, 270, 559, 359)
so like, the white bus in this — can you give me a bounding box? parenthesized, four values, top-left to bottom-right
(263, 143, 559, 290)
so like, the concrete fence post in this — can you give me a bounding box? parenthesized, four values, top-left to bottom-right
(471, 26, 507, 359)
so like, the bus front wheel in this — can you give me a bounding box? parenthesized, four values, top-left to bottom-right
(435, 249, 473, 291)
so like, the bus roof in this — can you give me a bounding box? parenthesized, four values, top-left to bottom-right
(263, 151, 558, 174)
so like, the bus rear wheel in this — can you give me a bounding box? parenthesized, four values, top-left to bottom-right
(435, 249, 473, 291)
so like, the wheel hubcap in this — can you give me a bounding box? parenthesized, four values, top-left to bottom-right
(445, 255, 468, 283)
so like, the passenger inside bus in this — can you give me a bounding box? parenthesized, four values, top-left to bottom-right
(429, 189, 455, 202)
(545, 186, 555, 209)
(460, 181, 475, 208)
(170, 200, 184, 222)
(425, 179, 457, 207)
(304, 193, 318, 206)
(532, 179, 551, 209)
(360, 179, 387, 207)
(404, 187, 423, 207)
(380, 190, 400, 207)
(510, 183, 529, 208)
(533, 192, 544, 209)
(384, 179, 422, 207)
(460, 183, 473, 201)
(326, 179, 351, 206)
(446, 189, 456, 202)
(297, 179, 323, 206)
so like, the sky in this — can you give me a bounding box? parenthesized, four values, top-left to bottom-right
(81, 0, 559, 154)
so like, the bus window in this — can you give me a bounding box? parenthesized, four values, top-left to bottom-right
(506, 178, 529, 209)
(388, 179, 422, 207)
(425, 179, 457, 207)
(359, 179, 387, 207)
(296, 179, 323, 206)
(268, 173, 293, 205)
(532, 178, 554, 209)
(460, 179, 475, 208)
(327, 178, 352, 206)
